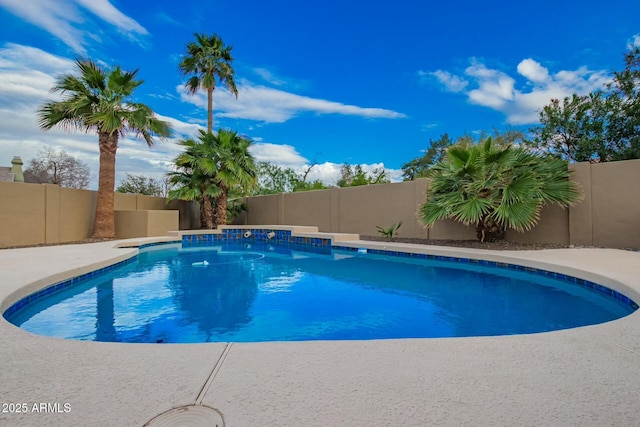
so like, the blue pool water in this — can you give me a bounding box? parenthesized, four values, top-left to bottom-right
(4, 242, 636, 343)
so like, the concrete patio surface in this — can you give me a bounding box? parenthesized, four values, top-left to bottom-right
(1, 237, 639, 426)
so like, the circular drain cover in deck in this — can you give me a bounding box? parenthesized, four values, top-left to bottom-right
(144, 405, 224, 427)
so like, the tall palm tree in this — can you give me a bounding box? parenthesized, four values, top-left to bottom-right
(211, 129, 257, 225)
(38, 59, 171, 238)
(419, 138, 582, 242)
(180, 33, 238, 133)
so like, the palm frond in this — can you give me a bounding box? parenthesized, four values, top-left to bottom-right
(419, 141, 583, 240)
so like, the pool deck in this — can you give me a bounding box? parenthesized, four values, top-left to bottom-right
(1, 235, 640, 426)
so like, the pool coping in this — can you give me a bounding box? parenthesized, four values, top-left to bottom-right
(1, 226, 640, 426)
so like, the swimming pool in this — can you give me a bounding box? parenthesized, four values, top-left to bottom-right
(4, 241, 636, 343)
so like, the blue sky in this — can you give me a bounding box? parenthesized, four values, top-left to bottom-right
(0, 0, 638, 188)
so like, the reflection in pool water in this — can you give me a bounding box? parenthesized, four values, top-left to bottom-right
(5, 242, 636, 343)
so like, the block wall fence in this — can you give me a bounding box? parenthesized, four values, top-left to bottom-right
(1, 159, 638, 249)
(0, 183, 198, 248)
(242, 159, 640, 249)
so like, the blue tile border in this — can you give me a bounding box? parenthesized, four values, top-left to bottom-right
(3, 231, 332, 319)
(181, 229, 331, 249)
(332, 245, 639, 311)
(119, 240, 180, 250)
(3, 256, 137, 320)
(5, 235, 637, 321)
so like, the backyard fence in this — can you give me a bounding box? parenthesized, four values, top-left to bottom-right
(242, 159, 640, 249)
(1, 159, 638, 249)
(0, 183, 198, 248)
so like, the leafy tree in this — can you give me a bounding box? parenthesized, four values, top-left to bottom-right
(531, 47, 640, 162)
(255, 161, 327, 194)
(402, 134, 454, 180)
(180, 33, 238, 133)
(605, 46, 640, 160)
(479, 128, 528, 148)
(419, 138, 582, 242)
(530, 93, 607, 162)
(23, 146, 90, 189)
(38, 59, 171, 238)
(337, 164, 389, 187)
(116, 173, 163, 196)
(255, 162, 300, 194)
(293, 179, 327, 192)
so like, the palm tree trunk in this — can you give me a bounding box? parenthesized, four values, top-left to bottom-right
(207, 86, 214, 133)
(214, 186, 227, 226)
(92, 131, 118, 238)
(476, 214, 505, 242)
(199, 196, 207, 228)
(202, 194, 214, 229)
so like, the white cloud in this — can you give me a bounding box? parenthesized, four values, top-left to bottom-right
(178, 80, 406, 123)
(154, 113, 201, 140)
(74, 0, 147, 35)
(0, 0, 148, 54)
(628, 34, 640, 49)
(0, 44, 193, 188)
(249, 143, 307, 166)
(465, 62, 515, 109)
(0, 43, 399, 191)
(517, 58, 550, 83)
(420, 123, 439, 131)
(420, 70, 469, 92)
(248, 142, 402, 185)
(426, 58, 611, 125)
(252, 68, 287, 87)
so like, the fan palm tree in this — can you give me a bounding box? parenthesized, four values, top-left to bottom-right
(180, 33, 238, 133)
(167, 137, 220, 229)
(419, 138, 582, 242)
(38, 59, 171, 238)
(210, 129, 257, 225)
(167, 129, 256, 228)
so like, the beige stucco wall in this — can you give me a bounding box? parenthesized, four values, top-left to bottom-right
(114, 193, 137, 210)
(1, 159, 638, 248)
(115, 210, 179, 239)
(244, 159, 640, 248)
(0, 182, 45, 247)
(246, 194, 282, 225)
(0, 183, 194, 248)
(137, 195, 168, 210)
(568, 163, 593, 246)
(505, 204, 570, 245)
(58, 187, 97, 243)
(114, 210, 148, 239)
(283, 189, 332, 232)
(589, 159, 640, 248)
(146, 210, 179, 236)
(336, 181, 430, 238)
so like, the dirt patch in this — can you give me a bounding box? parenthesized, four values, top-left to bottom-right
(360, 235, 572, 251)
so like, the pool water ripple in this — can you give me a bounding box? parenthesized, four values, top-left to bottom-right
(4, 242, 636, 343)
